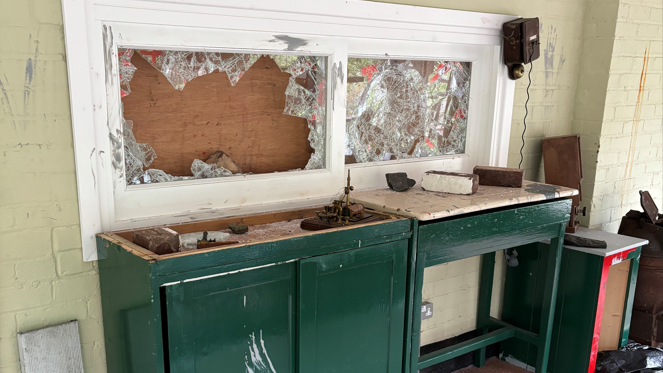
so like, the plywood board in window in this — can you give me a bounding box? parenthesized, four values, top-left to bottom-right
(122, 55, 313, 176)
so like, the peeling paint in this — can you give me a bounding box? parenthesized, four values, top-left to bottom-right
(102, 25, 115, 89)
(108, 130, 123, 174)
(245, 331, 277, 373)
(24, 58, 33, 103)
(268, 34, 308, 51)
(543, 24, 565, 99)
(0, 75, 16, 128)
(90, 148, 97, 189)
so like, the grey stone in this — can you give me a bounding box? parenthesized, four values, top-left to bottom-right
(385, 172, 416, 192)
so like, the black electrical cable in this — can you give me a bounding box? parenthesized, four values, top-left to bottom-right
(518, 46, 536, 170)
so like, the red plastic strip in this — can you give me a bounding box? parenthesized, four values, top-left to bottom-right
(587, 247, 637, 373)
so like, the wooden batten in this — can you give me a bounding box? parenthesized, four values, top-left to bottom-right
(122, 54, 314, 176)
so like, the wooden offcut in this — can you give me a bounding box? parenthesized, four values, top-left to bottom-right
(598, 259, 631, 351)
(133, 227, 180, 255)
(473, 166, 524, 188)
(421, 171, 479, 195)
(122, 54, 313, 176)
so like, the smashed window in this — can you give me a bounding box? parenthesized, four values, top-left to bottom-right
(117, 48, 327, 185)
(345, 58, 471, 164)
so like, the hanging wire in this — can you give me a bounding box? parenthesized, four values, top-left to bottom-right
(518, 46, 536, 170)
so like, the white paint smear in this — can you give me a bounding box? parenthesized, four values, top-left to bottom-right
(244, 331, 276, 373)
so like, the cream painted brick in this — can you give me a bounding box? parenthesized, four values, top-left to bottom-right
(0, 282, 52, 313)
(77, 318, 105, 345)
(52, 225, 82, 252)
(0, 118, 73, 148)
(615, 105, 639, 120)
(86, 297, 103, 321)
(0, 146, 76, 177)
(0, 262, 16, 289)
(52, 273, 100, 302)
(0, 26, 40, 56)
(651, 8, 663, 22)
(15, 257, 56, 282)
(0, 338, 20, 371)
(57, 249, 94, 277)
(0, 0, 30, 26)
(630, 5, 653, 20)
(14, 300, 87, 334)
(0, 229, 52, 260)
(11, 202, 79, 230)
(0, 207, 16, 231)
(32, 0, 65, 25)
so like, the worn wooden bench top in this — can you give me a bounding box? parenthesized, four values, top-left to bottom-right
(352, 180, 579, 221)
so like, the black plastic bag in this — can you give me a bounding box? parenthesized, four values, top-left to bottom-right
(595, 342, 663, 373)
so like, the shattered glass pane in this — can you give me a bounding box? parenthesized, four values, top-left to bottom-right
(122, 115, 157, 184)
(135, 50, 261, 90)
(345, 58, 471, 164)
(117, 48, 327, 184)
(118, 49, 137, 97)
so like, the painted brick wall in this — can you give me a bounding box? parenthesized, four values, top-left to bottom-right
(0, 0, 107, 371)
(588, 0, 663, 232)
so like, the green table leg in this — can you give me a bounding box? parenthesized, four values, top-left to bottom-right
(410, 247, 427, 373)
(535, 223, 565, 373)
(620, 246, 642, 347)
(474, 251, 496, 368)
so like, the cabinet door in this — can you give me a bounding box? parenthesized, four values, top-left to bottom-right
(298, 240, 409, 372)
(164, 263, 295, 373)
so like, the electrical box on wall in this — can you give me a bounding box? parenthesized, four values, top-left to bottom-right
(421, 302, 434, 320)
(503, 18, 540, 80)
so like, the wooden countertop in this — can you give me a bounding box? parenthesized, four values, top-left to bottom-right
(351, 180, 579, 221)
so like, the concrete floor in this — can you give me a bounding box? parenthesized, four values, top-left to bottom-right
(454, 358, 530, 373)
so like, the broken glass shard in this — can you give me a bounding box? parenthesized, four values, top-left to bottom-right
(345, 58, 471, 164)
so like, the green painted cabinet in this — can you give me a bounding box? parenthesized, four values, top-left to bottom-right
(98, 214, 412, 373)
(165, 263, 296, 373)
(299, 241, 409, 372)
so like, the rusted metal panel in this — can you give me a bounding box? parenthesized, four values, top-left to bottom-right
(619, 209, 663, 347)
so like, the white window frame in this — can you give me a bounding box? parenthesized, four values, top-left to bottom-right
(62, 0, 517, 261)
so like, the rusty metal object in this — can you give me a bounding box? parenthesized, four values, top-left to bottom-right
(641, 191, 661, 224)
(619, 205, 663, 347)
(473, 166, 524, 188)
(301, 170, 372, 231)
(197, 240, 240, 249)
(542, 135, 583, 233)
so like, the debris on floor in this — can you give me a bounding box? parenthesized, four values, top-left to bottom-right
(595, 341, 663, 373)
(455, 358, 530, 373)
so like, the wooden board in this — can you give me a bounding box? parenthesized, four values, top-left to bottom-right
(351, 180, 578, 221)
(122, 54, 313, 176)
(598, 259, 631, 352)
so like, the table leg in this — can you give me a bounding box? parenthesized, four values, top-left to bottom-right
(474, 251, 496, 368)
(620, 246, 642, 347)
(410, 248, 427, 373)
(536, 223, 565, 373)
